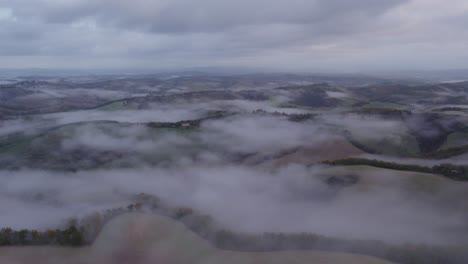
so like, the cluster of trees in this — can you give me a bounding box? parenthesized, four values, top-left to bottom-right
(352, 108, 411, 119)
(252, 109, 315, 122)
(146, 110, 228, 129)
(146, 109, 316, 131)
(432, 163, 468, 181)
(323, 158, 468, 181)
(147, 119, 202, 129)
(436, 107, 468, 112)
(0, 226, 83, 246)
(287, 114, 315, 122)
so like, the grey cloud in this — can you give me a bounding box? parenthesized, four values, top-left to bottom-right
(6, 0, 406, 33)
(0, 0, 467, 71)
(0, 0, 407, 58)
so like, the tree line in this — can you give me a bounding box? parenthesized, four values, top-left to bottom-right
(0, 226, 83, 246)
(323, 158, 468, 181)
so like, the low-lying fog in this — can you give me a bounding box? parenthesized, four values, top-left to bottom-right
(1, 100, 468, 249)
(0, 99, 311, 136)
(1, 165, 467, 246)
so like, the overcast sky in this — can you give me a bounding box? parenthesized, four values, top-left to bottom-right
(0, 0, 467, 72)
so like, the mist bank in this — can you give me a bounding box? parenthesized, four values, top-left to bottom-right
(1, 79, 468, 260)
(1, 164, 467, 247)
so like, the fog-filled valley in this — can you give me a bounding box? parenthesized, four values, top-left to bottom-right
(1, 73, 468, 263)
(3, 0, 468, 261)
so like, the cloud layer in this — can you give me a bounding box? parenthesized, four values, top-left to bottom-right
(1, 0, 467, 71)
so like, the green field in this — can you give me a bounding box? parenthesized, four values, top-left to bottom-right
(347, 131, 420, 156)
(440, 132, 468, 150)
(95, 101, 127, 111)
(321, 165, 466, 194)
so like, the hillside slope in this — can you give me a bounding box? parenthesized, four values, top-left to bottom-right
(0, 213, 395, 264)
